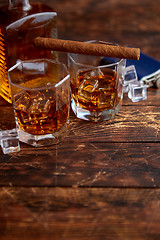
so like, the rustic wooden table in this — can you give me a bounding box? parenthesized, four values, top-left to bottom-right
(0, 0, 160, 239)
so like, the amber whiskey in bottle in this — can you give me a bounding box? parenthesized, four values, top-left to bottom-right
(0, 0, 57, 103)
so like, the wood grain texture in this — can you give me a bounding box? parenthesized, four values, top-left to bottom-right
(68, 106, 160, 143)
(1, 187, 160, 240)
(0, 142, 159, 187)
(0, 0, 159, 239)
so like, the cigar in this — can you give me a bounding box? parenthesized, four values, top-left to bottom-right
(34, 37, 140, 60)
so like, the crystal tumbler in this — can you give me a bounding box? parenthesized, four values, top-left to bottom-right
(8, 59, 70, 147)
(68, 41, 127, 122)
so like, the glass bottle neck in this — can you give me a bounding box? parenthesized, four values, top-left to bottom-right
(9, 0, 31, 11)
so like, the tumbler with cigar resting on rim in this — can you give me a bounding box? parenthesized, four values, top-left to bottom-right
(34, 38, 140, 122)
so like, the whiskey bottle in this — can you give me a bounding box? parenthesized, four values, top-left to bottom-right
(0, 0, 57, 103)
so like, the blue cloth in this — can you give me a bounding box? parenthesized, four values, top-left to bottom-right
(126, 53, 160, 80)
(101, 53, 160, 80)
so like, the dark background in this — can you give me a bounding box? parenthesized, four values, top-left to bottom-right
(0, 0, 160, 60)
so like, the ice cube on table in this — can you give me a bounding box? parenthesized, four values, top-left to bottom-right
(0, 128, 20, 154)
(128, 81, 148, 102)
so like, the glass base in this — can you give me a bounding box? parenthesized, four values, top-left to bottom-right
(71, 100, 121, 122)
(18, 123, 68, 147)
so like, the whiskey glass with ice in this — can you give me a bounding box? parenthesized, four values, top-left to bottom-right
(8, 59, 70, 147)
(68, 40, 126, 122)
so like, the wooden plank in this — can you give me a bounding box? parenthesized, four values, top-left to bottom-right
(0, 104, 159, 142)
(68, 104, 160, 143)
(0, 187, 160, 239)
(0, 143, 159, 187)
